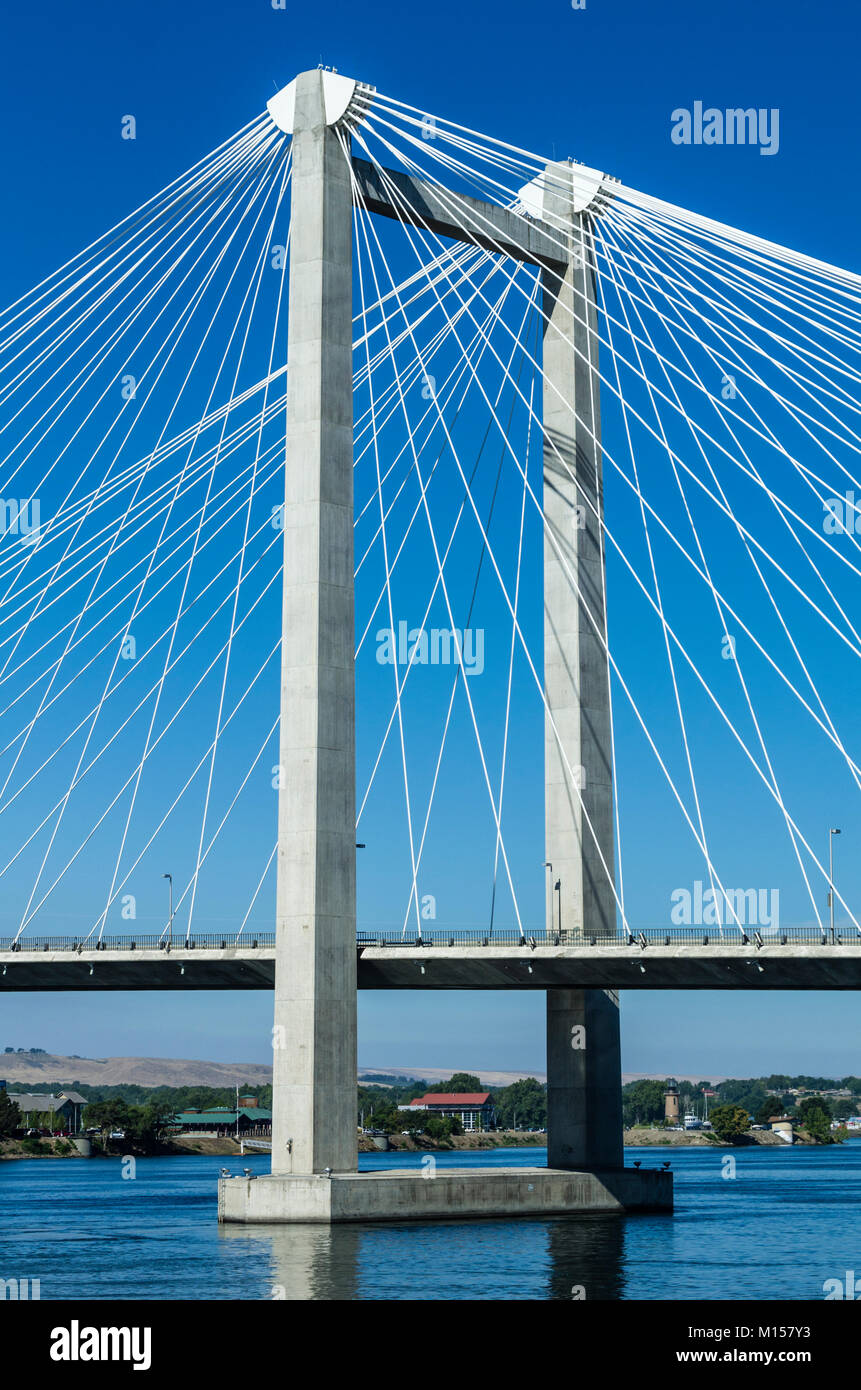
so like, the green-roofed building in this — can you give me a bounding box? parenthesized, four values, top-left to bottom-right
(171, 1106, 271, 1136)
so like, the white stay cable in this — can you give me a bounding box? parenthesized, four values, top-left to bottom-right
(358, 138, 856, 932)
(353, 161, 423, 938)
(597, 218, 827, 929)
(94, 162, 289, 944)
(14, 156, 289, 938)
(184, 168, 290, 941)
(0, 114, 272, 351)
(602, 210, 861, 800)
(235, 842, 277, 943)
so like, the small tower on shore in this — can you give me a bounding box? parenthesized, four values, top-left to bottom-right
(664, 1083, 680, 1125)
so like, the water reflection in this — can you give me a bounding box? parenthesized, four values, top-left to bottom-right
(7, 1144, 859, 1299)
(220, 1212, 629, 1300)
(546, 1214, 626, 1299)
(220, 1221, 362, 1300)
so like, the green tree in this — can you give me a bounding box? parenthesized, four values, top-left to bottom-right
(0, 1090, 21, 1138)
(797, 1094, 833, 1121)
(622, 1079, 667, 1128)
(717, 1080, 769, 1116)
(796, 1096, 834, 1143)
(755, 1099, 777, 1126)
(426, 1073, 482, 1094)
(400, 1111, 427, 1139)
(125, 1103, 174, 1149)
(365, 1100, 401, 1135)
(82, 1099, 132, 1141)
(709, 1105, 750, 1142)
(800, 1108, 832, 1143)
(425, 1116, 456, 1141)
(494, 1078, 547, 1131)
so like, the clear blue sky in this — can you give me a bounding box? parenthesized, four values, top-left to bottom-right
(0, 0, 859, 1080)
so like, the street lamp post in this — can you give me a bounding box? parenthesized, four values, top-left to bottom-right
(543, 862, 563, 938)
(829, 828, 841, 943)
(162, 873, 173, 948)
(543, 861, 553, 941)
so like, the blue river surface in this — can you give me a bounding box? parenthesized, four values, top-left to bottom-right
(2, 1141, 861, 1300)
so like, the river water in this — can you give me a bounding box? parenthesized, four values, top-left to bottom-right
(2, 1142, 859, 1300)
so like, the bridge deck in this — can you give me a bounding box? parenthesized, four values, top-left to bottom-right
(1, 931, 859, 990)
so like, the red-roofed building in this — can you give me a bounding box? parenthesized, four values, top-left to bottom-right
(399, 1092, 496, 1132)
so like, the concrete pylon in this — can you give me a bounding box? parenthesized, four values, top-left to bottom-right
(219, 108, 671, 1222)
(541, 163, 623, 1170)
(270, 69, 357, 1177)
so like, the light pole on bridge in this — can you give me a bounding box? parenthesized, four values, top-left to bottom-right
(543, 862, 553, 937)
(829, 828, 841, 943)
(162, 873, 173, 949)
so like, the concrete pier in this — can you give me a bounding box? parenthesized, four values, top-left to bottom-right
(219, 1166, 671, 1224)
(542, 166, 623, 1172)
(547, 988, 624, 1168)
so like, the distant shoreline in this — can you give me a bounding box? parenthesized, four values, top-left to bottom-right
(623, 1126, 788, 1147)
(1, 1127, 850, 1160)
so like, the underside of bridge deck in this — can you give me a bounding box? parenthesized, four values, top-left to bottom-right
(3, 943, 861, 990)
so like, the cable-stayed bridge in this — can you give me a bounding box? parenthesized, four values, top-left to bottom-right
(2, 68, 860, 1220)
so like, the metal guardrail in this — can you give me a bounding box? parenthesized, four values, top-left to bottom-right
(0, 926, 858, 953)
(0, 933, 276, 952)
(356, 926, 861, 947)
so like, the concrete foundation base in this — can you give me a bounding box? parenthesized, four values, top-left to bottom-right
(218, 1166, 672, 1224)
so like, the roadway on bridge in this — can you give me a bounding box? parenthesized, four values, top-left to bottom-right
(2, 933, 860, 990)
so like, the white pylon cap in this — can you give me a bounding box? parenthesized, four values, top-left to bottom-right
(517, 162, 609, 218)
(267, 70, 373, 134)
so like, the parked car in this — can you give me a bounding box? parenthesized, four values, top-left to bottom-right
(109, 1129, 125, 1139)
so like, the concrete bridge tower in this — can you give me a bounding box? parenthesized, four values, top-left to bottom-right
(219, 69, 668, 1223)
(538, 163, 624, 1172)
(268, 68, 359, 1181)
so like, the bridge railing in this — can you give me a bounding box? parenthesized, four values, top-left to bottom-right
(356, 926, 861, 947)
(0, 933, 276, 952)
(1, 926, 858, 953)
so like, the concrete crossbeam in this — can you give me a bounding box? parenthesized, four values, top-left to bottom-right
(350, 157, 565, 267)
